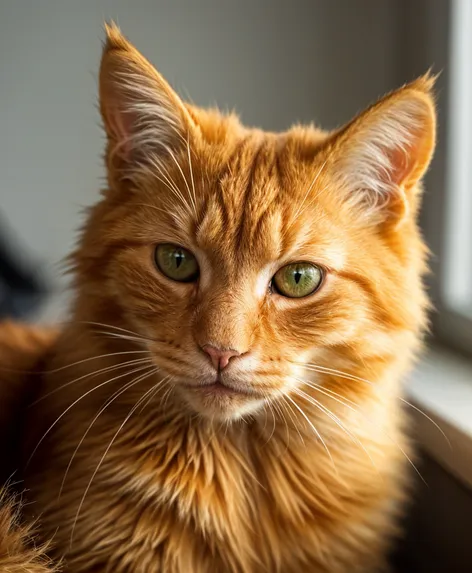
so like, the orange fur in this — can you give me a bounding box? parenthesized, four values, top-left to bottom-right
(0, 489, 59, 572)
(0, 324, 58, 571)
(1, 23, 436, 572)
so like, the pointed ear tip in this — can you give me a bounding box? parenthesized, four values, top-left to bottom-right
(102, 21, 129, 52)
(395, 74, 437, 126)
(409, 71, 439, 99)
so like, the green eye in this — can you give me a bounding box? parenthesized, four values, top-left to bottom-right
(273, 262, 323, 298)
(155, 244, 199, 283)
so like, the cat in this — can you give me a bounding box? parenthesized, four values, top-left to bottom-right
(0, 22, 436, 573)
(0, 322, 58, 571)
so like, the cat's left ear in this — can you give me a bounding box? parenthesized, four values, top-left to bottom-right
(328, 75, 436, 224)
(99, 22, 196, 177)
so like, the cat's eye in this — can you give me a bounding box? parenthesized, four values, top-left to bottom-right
(272, 262, 323, 298)
(154, 244, 199, 283)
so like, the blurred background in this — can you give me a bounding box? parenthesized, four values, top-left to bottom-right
(0, 1, 471, 571)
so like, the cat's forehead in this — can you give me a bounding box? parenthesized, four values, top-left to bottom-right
(192, 134, 346, 273)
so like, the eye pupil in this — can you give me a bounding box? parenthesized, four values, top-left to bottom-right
(175, 251, 183, 268)
(272, 262, 323, 298)
(155, 244, 199, 282)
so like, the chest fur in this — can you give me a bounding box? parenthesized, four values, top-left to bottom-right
(29, 407, 404, 573)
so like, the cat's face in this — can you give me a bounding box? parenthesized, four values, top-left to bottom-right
(74, 25, 435, 420)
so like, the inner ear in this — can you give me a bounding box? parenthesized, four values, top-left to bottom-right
(103, 100, 136, 161)
(391, 117, 435, 192)
(328, 77, 436, 223)
(99, 23, 195, 171)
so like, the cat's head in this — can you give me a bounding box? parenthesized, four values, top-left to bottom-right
(73, 24, 435, 421)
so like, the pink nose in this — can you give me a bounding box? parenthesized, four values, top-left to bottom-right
(202, 345, 241, 371)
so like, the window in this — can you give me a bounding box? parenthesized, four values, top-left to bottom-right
(426, 0, 472, 355)
(392, 0, 472, 493)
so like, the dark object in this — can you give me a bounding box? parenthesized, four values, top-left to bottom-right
(0, 222, 46, 319)
(391, 450, 472, 572)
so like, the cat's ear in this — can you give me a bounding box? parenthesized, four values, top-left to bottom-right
(328, 75, 436, 224)
(99, 22, 195, 177)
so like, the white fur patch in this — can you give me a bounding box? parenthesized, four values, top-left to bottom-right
(255, 264, 275, 299)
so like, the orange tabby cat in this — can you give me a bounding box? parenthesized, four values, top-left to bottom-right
(0, 23, 435, 572)
(0, 322, 58, 572)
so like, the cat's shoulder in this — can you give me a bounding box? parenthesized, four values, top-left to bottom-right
(0, 321, 58, 480)
(0, 320, 57, 357)
(0, 320, 58, 414)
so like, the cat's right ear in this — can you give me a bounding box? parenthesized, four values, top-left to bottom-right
(99, 22, 195, 179)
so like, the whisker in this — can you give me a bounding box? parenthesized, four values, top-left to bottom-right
(134, 200, 187, 227)
(296, 377, 427, 485)
(92, 329, 174, 350)
(262, 402, 269, 432)
(293, 386, 379, 475)
(1, 349, 150, 377)
(135, 375, 171, 416)
(263, 399, 277, 445)
(70, 367, 160, 545)
(58, 366, 161, 499)
(186, 138, 199, 219)
(271, 398, 290, 455)
(281, 395, 305, 447)
(156, 169, 192, 213)
(78, 321, 149, 340)
(147, 157, 193, 215)
(32, 357, 153, 404)
(133, 200, 187, 229)
(93, 330, 149, 345)
(302, 362, 451, 449)
(297, 378, 360, 410)
(160, 385, 174, 409)
(303, 362, 378, 385)
(133, 202, 174, 216)
(284, 394, 337, 474)
(82, 321, 161, 345)
(398, 397, 452, 450)
(165, 147, 198, 218)
(26, 362, 155, 467)
(149, 151, 192, 212)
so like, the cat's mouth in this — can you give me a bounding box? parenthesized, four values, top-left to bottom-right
(181, 379, 259, 398)
(177, 374, 269, 419)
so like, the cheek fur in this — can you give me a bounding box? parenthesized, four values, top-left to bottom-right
(108, 247, 194, 329)
(267, 279, 372, 351)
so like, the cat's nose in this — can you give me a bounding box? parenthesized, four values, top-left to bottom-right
(202, 345, 241, 371)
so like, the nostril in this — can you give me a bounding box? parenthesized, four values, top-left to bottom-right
(218, 353, 231, 370)
(202, 345, 241, 371)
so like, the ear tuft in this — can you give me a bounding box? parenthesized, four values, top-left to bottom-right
(103, 21, 129, 51)
(406, 69, 439, 96)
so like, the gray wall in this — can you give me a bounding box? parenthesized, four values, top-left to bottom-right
(0, 0, 400, 286)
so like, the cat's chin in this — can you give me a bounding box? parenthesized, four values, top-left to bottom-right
(178, 381, 266, 421)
